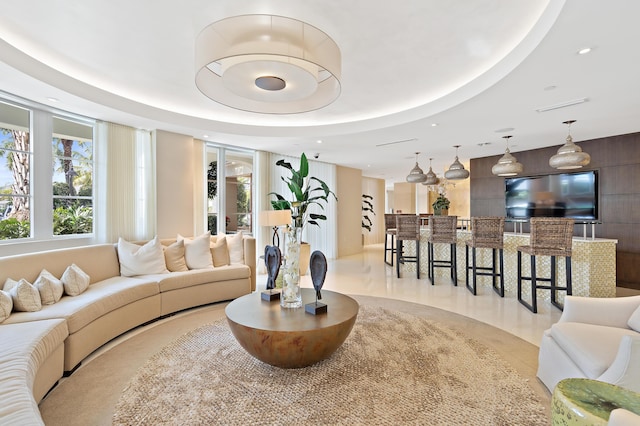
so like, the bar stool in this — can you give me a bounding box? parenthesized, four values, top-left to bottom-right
(395, 215, 421, 279)
(465, 217, 505, 296)
(384, 214, 397, 266)
(517, 217, 574, 313)
(427, 216, 458, 285)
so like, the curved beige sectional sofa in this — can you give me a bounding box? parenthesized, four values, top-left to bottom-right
(0, 235, 256, 425)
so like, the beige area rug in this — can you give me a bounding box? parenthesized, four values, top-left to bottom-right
(113, 305, 547, 425)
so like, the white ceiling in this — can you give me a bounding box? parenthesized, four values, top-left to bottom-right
(1, 0, 639, 184)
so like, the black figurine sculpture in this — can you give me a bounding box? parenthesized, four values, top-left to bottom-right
(305, 250, 328, 315)
(261, 245, 281, 301)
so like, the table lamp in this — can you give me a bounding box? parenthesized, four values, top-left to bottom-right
(259, 209, 292, 247)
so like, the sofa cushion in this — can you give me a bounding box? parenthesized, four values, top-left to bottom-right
(146, 265, 250, 293)
(550, 322, 639, 379)
(0, 290, 12, 322)
(179, 232, 214, 270)
(34, 269, 64, 305)
(629, 306, 640, 332)
(227, 231, 244, 264)
(118, 236, 168, 277)
(2, 276, 159, 334)
(164, 240, 188, 272)
(61, 264, 90, 296)
(0, 318, 68, 424)
(3, 278, 42, 312)
(210, 237, 230, 267)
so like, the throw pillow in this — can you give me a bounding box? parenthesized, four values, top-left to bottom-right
(61, 264, 91, 296)
(118, 236, 169, 277)
(34, 269, 64, 305)
(178, 232, 214, 270)
(164, 240, 189, 272)
(3, 278, 42, 312)
(628, 306, 640, 332)
(227, 231, 244, 264)
(0, 290, 13, 322)
(210, 236, 230, 267)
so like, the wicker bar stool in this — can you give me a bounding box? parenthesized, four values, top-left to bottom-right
(384, 214, 397, 266)
(465, 217, 505, 296)
(427, 216, 458, 285)
(517, 217, 574, 313)
(395, 215, 421, 278)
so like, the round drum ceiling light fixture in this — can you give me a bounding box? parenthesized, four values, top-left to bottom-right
(195, 15, 342, 114)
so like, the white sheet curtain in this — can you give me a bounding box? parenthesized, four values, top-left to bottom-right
(266, 152, 337, 259)
(94, 121, 156, 243)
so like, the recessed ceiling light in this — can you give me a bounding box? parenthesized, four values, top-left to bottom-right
(495, 127, 515, 133)
(544, 85, 557, 91)
(477, 142, 491, 146)
(46, 97, 59, 102)
(431, 123, 438, 127)
(577, 47, 592, 55)
(203, 134, 209, 138)
(316, 140, 322, 144)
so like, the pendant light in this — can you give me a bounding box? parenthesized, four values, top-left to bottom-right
(422, 157, 440, 186)
(549, 120, 591, 169)
(492, 135, 524, 176)
(406, 152, 427, 183)
(444, 145, 469, 180)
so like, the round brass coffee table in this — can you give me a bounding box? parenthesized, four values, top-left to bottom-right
(225, 288, 359, 368)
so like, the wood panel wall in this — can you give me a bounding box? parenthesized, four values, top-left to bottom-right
(470, 132, 640, 290)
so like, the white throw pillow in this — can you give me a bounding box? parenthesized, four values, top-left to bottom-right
(178, 232, 214, 270)
(227, 231, 244, 265)
(0, 290, 13, 322)
(3, 278, 42, 312)
(34, 269, 64, 305)
(628, 306, 640, 332)
(61, 264, 91, 296)
(118, 236, 169, 277)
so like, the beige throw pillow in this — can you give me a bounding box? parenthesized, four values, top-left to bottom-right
(61, 264, 91, 296)
(118, 236, 169, 277)
(628, 306, 640, 332)
(0, 290, 13, 322)
(227, 231, 244, 264)
(210, 237, 230, 267)
(178, 232, 214, 270)
(164, 240, 189, 272)
(3, 278, 42, 312)
(34, 269, 64, 305)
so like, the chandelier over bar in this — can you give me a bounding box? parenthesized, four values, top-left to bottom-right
(444, 145, 470, 180)
(406, 152, 427, 183)
(422, 157, 440, 186)
(492, 135, 524, 176)
(549, 120, 591, 169)
(195, 15, 342, 114)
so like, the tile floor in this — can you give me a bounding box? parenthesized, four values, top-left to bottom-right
(275, 243, 637, 346)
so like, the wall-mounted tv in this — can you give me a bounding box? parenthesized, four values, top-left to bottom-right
(505, 170, 598, 220)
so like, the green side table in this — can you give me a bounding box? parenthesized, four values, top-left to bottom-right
(551, 379, 640, 425)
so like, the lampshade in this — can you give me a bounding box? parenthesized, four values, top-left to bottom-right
(259, 210, 292, 227)
(422, 158, 440, 186)
(492, 135, 524, 176)
(406, 152, 427, 183)
(549, 120, 591, 170)
(195, 15, 341, 114)
(444, 145, 470, 180)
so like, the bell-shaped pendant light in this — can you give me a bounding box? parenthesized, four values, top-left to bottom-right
(492, 135, 524, 176)
(406, 152, 427, 183)
(422, 157, 440, 186)
(444, 145, 470, 180)
(549, 120, 591, 169)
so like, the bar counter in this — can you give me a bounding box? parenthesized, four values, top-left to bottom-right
(399, 229, 617, 302)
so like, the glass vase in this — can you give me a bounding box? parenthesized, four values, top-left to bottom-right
(281, 226, 303, 308)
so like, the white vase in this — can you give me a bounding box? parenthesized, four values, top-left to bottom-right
(281, 226, 303, 308)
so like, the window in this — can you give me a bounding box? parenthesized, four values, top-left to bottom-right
(52, 117, 94, 235)
(0, 101, 32, 239)
(206, 150, 219, 235)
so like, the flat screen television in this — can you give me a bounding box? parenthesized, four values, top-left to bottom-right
(505, 170, 598, 220)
